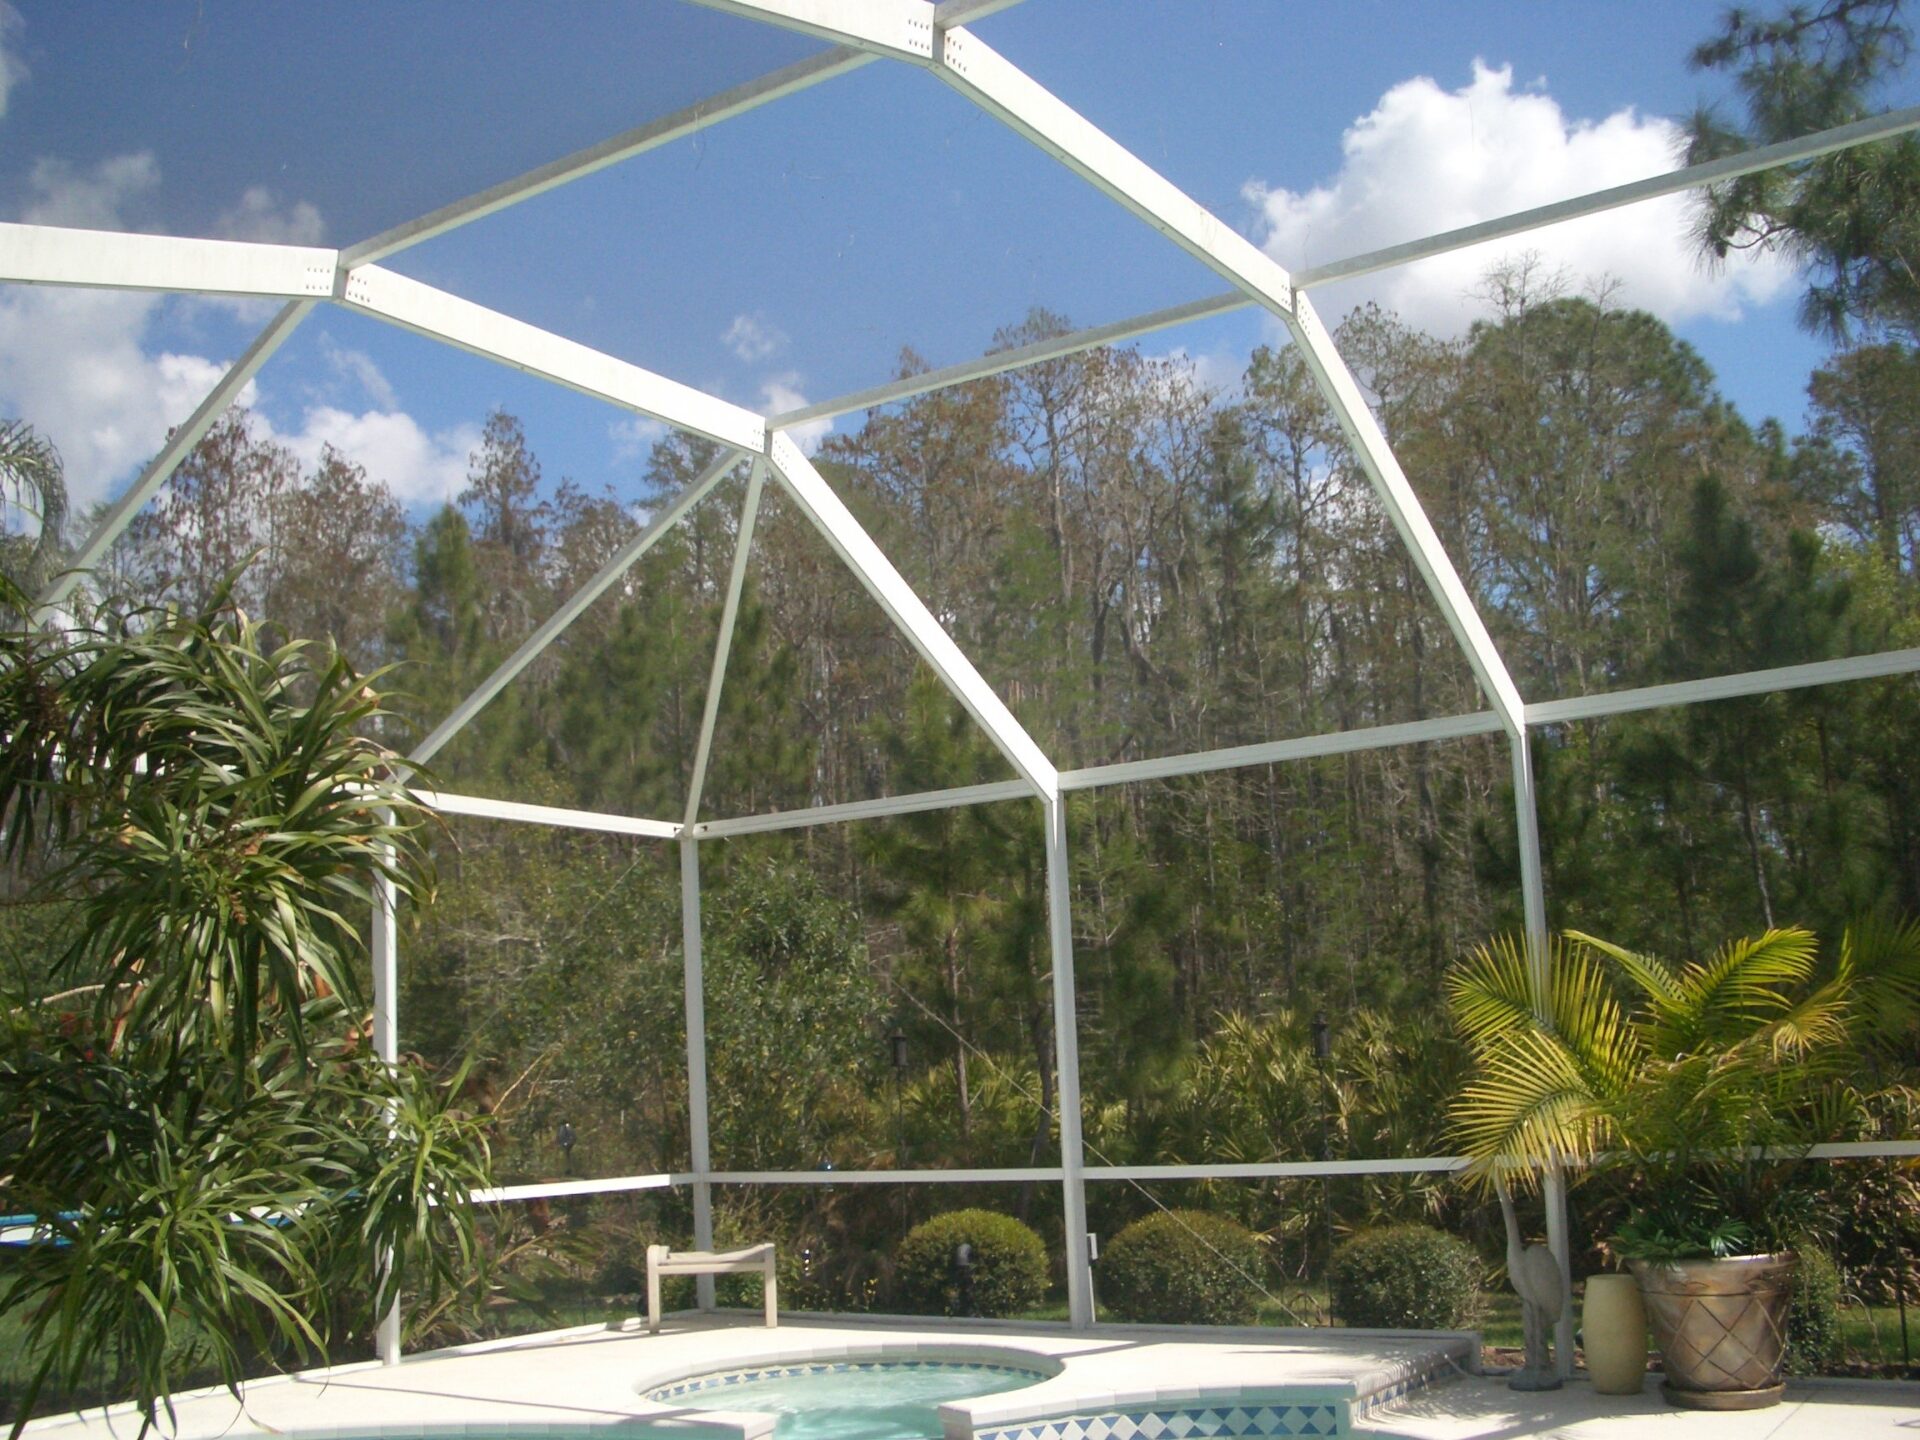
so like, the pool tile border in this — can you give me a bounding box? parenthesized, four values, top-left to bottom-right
(647, 1359, 1045, 1404)
(971, 1401, 1344, 1440)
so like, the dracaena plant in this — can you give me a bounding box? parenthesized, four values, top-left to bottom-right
(0, 571, 491, 1437)
(1444, 921, 1920, 1260)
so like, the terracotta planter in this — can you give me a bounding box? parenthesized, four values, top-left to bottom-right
(1581, 1273, 1648, 1395)
(1630, 1253, 1795, 1410)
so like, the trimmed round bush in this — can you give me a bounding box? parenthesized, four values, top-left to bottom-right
(1787, 1248, 1844, 1375)
(1329, 1225, 1483, 1330)
(895, 1209, 1048, 1317)
(1100, 1209, 1265, 1325)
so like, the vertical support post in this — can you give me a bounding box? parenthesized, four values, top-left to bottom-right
(1511, 732, 1574, 1376)
(1042, 794, 1093, 1329)
(680, 836, 717, 1310)
(370, 853, 402, 1366)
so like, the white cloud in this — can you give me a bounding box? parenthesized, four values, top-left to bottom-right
(23, 152, 160, 228)
(0, 4, 27, 120)
(259, 406, 480, 509)
(762, 375, 832, 454)
(723, 312, 786, 363)
(319, 336, 398, 411)
(0, 53, 482, 520)
(610, 415, 666, 462)
(0, 154, 217, 510)
(212, 186, 325, 246)
(1242, 61, 1794, 336)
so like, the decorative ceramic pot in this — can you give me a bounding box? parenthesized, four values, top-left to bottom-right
(1630, 1253, 1795, 1410)
(1581, 1273, 1648, 1395)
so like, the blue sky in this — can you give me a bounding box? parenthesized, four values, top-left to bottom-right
(1, 1, 1900, 521)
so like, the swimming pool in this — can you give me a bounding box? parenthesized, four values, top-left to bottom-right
(645, 1355, 1052, 1440)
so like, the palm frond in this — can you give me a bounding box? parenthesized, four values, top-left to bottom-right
(1678, 928, 1819, 1049)
(1445, 933, 1542, 1055)
(1841, 913, 1920, 1046)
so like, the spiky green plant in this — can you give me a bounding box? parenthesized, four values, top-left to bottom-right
(1445, 922, 1920, 1258)
(0, 571, 492, 1436)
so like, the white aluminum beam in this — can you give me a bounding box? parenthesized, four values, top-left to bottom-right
(38, 300, 316, 612)
(1087, 1158, 1470, 1181)
(931, 30, 1521, 731)
(1286, 293, 1527, 732)
(0, 223, 336, 298)
(694, 716, 1507, 838)
(409, 449, 742, 765)
(1294, 102, 1920, 290)
(684, 462, 767, 826)
(344, 52, 874, 267)
(680, 838, 717, 1307)
(339, 264, 766, 454)
(767, 432, 1058, 796)
(418, 789, 681, 840)
(1525, 647, 1920, 726)
(769, 291, 1246, 431)
(773, 104, 1920, 434)
(472, 1173, 690, 1205)
(933, 27, 1293, 319)
(709, 1167, 1065, 1184)
(1057, 711, 1506, 791)
(1044, 795, 1093, 1329)
(694, 778, 1031, 838)
(344, 0, 1023, 268)
(1510, 731, 1573, 1374)
(686, 0, 936, 61)
(370, 849, 401, 1366)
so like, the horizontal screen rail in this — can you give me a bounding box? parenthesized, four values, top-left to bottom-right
(709, 1167, 1065, 1185)
(470, 1173, 692, 1205)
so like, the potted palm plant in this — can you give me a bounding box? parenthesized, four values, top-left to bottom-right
(1445, 922, 1918, 1410)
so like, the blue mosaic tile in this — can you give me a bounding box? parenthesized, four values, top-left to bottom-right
(973, 1402, 1341, 1440)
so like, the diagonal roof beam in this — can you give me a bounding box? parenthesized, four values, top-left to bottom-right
(687, 0, 936, 61)
(37, 301, 317, 613)
(765, 431, 1057, 797)
(410, 448, 743, 765)
(772, 102, 1920, 432)
(683, 460, 766, 826)
(347, 0, 1023, 268)
(339, 264, 766, 454)
(929, 26, 1525, 732)
(932, 27, 1295, 321)
(342, 51, 873, 267)
(0, 223, 336, 298)
(769, 291, 1243, 430)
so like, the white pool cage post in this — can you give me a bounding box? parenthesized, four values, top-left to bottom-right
(680, 835, 719, 1309)
(1043, 793, 1095, 1328)
(1510, 733, 1576, 1376)
(370, 846, 403, 1365)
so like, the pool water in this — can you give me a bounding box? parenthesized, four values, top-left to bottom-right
(655, 1360, 1044, 1440)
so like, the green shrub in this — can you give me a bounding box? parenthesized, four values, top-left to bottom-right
(894, 1209, 1047, 1317)
(1099, 1210, 1264, 1325)
(1787, 1248, 1844, 1375)
(1329, 1225, 1483, 1330)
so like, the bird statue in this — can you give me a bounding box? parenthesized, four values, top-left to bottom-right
(1496, 1172, 1565, 1391)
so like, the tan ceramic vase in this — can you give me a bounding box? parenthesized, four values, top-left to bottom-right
(1630, 1254, 1795, 1410)
(1581, 1273, 1648, 1395)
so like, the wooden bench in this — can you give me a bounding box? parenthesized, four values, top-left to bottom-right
(645, 1242, 777, 1334)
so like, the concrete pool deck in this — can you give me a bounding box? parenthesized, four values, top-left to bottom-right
(15, 1315, 1918, 1440)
